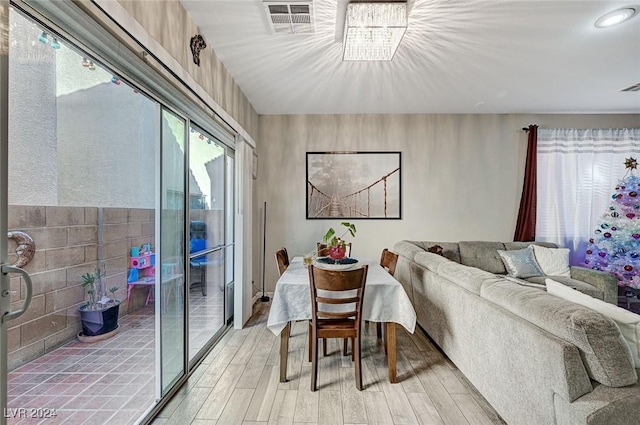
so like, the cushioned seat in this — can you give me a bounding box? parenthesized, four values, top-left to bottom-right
(526, 276, 604, 300)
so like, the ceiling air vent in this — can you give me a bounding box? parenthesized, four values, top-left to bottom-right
(263, 1, 314, 34)
(621, 83, 640, 92)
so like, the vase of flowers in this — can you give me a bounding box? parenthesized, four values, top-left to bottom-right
(322, 222, 357, 260)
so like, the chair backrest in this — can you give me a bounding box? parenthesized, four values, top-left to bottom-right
(190, 221, 207, 254)
(308, 265, 368, 323)
(380, 248, 398, 276)
(190, 221, 207, 239)
(317, 242, 352, 258)
(275, 247, 290, 276)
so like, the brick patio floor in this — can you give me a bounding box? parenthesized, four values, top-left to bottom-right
(7, 305, 155, 425)
(6, 284, 225, 425)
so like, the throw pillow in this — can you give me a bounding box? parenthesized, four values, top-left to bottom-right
(532, 244, 571, 277)
(497, 246, 544, 279)
(546, 278, 640, 368)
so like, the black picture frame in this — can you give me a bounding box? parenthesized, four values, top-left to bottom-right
(306, 151, 401, 219)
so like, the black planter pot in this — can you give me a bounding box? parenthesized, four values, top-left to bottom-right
(78, 301, 120, 337)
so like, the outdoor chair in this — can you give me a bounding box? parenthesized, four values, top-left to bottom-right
(189, 221, 208, 296)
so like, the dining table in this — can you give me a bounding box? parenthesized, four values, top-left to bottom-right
(266, 256, 417, 383)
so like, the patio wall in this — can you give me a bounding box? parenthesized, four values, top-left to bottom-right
(6, 205, 154, 371)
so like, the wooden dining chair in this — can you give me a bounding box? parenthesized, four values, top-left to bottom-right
(308, 264, 368, 391)
(275, 247, 290, 276)
(316, 242, 352, 258)
(339, 248, 398, 355)
(373, 248, 400, 340)
(380, 248, 398, 276)
(276, 247, 297, 336)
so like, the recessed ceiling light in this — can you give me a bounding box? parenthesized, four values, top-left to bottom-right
(594, 7, 637, 28)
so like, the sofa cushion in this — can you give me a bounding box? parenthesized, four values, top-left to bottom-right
(436, 259, 500, 295)
(504, 275, 547, 289)
(532, 244, 571, 277)
(393, 240, 430, 262)
(402, 241, 461, 263)
(546, 278, 640, 369)
(459, 241, 507, 274)
(498, 246, 545, 279)
(503, 241, 558, 251)
(554, 380, 640, 425)
(481, 280, 637, 387)
(527, 276, 604, 300)
(414, 251, 451, 273)
(394, 240, 461, 263)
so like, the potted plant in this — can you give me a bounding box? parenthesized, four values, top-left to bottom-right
(78, 269, 120, 339)
(322, 222, 357, 260)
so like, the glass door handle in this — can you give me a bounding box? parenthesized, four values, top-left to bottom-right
(1, 265, 33, 323)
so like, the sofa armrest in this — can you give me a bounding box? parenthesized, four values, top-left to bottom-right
(393, 240, 425, 262)
(570, 266, 618, 305)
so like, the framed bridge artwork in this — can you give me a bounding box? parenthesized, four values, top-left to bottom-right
(306, 151, 401, 219)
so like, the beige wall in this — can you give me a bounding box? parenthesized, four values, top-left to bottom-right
(112, 0, 258, 141)
(257, 113, 640, 293)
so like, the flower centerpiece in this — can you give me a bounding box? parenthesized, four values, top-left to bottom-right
(322, 222, 357, 260)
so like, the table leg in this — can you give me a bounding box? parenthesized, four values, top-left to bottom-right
(385, 322, 397, 383)
(127, 285, 133, 313)
(280, 322, 290, 382)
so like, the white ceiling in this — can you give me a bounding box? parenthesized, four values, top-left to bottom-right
(180, 0, 640, 115)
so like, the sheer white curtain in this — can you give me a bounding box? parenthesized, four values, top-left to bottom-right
(536, 128, 640, 265)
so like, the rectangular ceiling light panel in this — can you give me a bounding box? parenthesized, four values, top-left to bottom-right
(343, 2, 407, 61)
(264, 1, 314, 34)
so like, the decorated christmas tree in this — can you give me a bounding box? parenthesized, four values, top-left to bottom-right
(585, 157, 640, 289)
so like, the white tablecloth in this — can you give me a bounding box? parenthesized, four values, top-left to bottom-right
(267, 257, 417, 336)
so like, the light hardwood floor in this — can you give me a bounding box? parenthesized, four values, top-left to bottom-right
(153, 302, 507, 425)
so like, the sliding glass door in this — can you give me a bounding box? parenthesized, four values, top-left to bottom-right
(187, 125, 229, 361)
(4, 7, 162, 423)
(0, 3, 236, 423)
(159, 108, 187, 395)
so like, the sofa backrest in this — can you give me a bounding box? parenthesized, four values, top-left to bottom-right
(415, 251, 501, 296)
(397, 240, 559, 275)
(458, 241, 507, 274)
(457, 241, 559, 274)
(504, 241, 558, 251)
(399, 241, 461, 263)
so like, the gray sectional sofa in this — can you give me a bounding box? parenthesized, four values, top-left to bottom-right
(394, 240, 640, 425)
